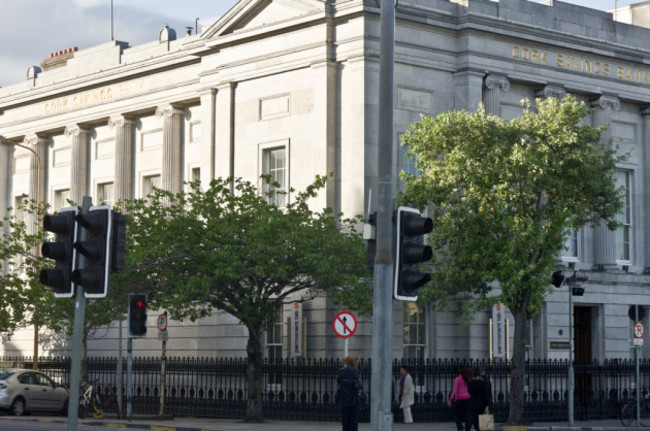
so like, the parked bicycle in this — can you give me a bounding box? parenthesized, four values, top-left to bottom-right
(78, 380, 104, 419)
(621, 393, 650, 426)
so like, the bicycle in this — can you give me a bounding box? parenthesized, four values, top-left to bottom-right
(78, 380, 104, 419)
(621, 393, 650, 426)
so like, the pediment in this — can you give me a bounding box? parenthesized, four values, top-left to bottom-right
(202, 0, 326, 39)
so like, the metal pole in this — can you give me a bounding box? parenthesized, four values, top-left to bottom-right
(127, 337, 133, 421)
(67, 196, 92, 431)
(110, 0, 114, 41)
(370, 0, 395, 430)
(632, 304, 641, 427)
(568, 288, 574, 426)
(117, 319, 123, 418)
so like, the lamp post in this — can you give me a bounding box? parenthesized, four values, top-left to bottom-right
(14, 142, 43, 370)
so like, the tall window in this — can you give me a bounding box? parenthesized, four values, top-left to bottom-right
(615, 170, 631, 262)
(400, 141, 420, 191)
(13, 195, 25, 221)
(403, 302, 426, 360)
(563, 229, 579, 259)
(53, 189, 70, 211)
(265, 305, 284, 362)
(142, 174, 161, 199)
(191, 167, 201, 183)
(97, 182, 114, 206)
(262, 147, 287, 208)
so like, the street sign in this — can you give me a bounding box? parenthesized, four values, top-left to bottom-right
(157, 313, 168, 332)
(634, 321, 644, 339)
(332, 311, 357, 338)
(634, 338, 644, 346)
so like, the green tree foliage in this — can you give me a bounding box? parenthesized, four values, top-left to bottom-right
(115, 175, 371, 421)
(400, 96, 625, 424)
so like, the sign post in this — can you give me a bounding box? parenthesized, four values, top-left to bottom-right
(158, 312, 168, 416)
(333, 311, 357, 357)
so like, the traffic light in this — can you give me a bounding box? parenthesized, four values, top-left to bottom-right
(111, 211, 127, 272)
(71, 205, 112, 298)
(394, 206, 433, 301)
(40, 206, 79, 298)
(128, 294, 148, 337)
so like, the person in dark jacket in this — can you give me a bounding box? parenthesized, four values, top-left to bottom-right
(467, 367, 490, 431)
(337, 356, 361, 431)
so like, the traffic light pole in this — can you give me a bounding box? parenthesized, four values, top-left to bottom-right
(67, 196, 92, 431)
(370, 0, 394, 430)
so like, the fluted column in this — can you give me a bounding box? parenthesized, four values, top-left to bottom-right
(109, 114, 136, 207)
(0, 136, 9, 219)
(199, 88, 217, 182)
(24, 133, 48, 206)
(591, 95, 621, 269)
(156, 105, 184, 194)
(484, 75, 510, 116)
(65, 125, 91, 206)
(641, 106, 650, 271)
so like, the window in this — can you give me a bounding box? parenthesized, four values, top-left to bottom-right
(562, 229, 579, 259)
(97, 182, 114, 206)
(191, 167, 200, 183)
(13, 195, 25, 221)
(403, 302, 426, 360)
(263, 147, 287, 208)
(615, 170, 631, 262)
(400, 140, 421, 191)
(53, 189, 70, 211)
(265, 306, 283, 362)
(142, 174, 161, 199)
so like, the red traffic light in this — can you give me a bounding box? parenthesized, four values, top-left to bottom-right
(137, 300, 147, 309)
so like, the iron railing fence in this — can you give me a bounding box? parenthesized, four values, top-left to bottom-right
(1, 356, 648, 422)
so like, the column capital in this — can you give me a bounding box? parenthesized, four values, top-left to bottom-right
(24, 133, 48, 148)
(484, 74, 510, 92)
(156, 104, 185, 119)
(535, 85, 566, 99)
(590, 95, 620, 111)
(108, 114, 135, 129)
(641, 106, 650, 116)
(64, 124, 90, 137)
(0, 136, 7, 145)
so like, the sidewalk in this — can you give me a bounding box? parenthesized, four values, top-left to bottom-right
(1, 414, 648, 431)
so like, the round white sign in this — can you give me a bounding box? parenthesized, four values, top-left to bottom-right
(157, 313, 168, 332)
(332, 311, 357, 339)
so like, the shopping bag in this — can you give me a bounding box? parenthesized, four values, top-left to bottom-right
(479, 407, 494, 431)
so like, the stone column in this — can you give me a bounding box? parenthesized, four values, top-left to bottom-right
(215, 82, 236, 181)
(24, 133, 48, 206)
(641, 106, 650, 272)
(535, 85, 566, 100)
(65, 125, 91, 206)
(156, 104, 184, 194)
(0, 136, 9, 218)
(454, 70, 485, 112)
(484, 75, 510, 116)
(109, 114, 136, 206)
(591, 95, 621, 269)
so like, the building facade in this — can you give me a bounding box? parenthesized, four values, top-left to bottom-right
(2, 0, 650, 363)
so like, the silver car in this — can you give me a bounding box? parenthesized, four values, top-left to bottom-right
(0, 369, 69, 416)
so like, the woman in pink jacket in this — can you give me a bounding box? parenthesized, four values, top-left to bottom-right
(448, 366, 471, 431)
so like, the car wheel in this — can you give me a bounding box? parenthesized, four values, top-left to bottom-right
(10, 398, 25, 416)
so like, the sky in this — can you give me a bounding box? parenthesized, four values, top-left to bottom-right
(0, 0, 639, 88)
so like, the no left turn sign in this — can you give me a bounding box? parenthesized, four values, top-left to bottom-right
(333, 311, 357, 339)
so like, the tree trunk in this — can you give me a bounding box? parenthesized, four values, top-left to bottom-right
(245, 326, 264, 422)
(507, 306, 528, 425)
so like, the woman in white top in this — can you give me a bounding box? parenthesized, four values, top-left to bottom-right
(399, 365, 415, 424)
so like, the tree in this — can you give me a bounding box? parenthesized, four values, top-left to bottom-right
(115, 175, 371, 422)
(400, 96, 625, 424)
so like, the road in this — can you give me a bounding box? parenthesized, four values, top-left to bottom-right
(0, 418, 113, 431)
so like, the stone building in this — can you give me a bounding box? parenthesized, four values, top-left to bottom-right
(2, 0, 650, 363)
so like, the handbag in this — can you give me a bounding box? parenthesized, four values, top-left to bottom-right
(479, 407, 494, 431)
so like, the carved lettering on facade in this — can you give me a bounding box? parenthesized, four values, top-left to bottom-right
(43, 79, 146, 115)
(512, 45, 648, 84)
